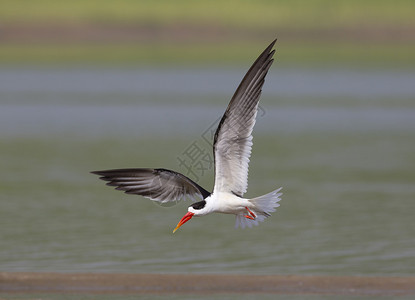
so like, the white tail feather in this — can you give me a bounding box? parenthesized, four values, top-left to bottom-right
(235, 187, 282, 229)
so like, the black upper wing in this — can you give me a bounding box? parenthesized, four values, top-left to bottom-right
(92, 168, 211, 203)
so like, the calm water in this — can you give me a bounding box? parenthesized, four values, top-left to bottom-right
(0, 67, 414, 277)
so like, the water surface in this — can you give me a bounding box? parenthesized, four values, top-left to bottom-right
(1, 67, 414, 277)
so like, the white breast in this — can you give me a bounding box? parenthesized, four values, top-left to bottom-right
(207, 192, 251, 215)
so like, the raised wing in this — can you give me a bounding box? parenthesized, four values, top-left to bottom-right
(92, 168, 211, 203)
(213, 40, 276, 196)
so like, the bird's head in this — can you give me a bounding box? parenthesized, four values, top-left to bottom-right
(172, 200, 207, 233)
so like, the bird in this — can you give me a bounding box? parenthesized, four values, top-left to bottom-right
(92, 39, 282, 233)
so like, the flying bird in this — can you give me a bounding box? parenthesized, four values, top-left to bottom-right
(92, 39, 282, 232)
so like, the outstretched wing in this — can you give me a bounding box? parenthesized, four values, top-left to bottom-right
(92, 168, 211, 203)
(213, 40, 276, 196)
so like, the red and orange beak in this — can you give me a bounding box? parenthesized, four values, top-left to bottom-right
(173, 212, 194, 233)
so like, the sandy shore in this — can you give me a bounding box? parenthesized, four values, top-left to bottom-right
(1, 272, 414, 296)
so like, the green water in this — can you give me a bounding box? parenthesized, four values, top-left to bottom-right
(1, 131, 414, 275)
(0, 68, 414, 277)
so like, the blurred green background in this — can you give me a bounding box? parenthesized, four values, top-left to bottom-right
(1, 0, 415, 288)
(1, 0, 414, 66)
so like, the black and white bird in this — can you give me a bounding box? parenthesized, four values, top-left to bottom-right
(92, 40, 282, 233)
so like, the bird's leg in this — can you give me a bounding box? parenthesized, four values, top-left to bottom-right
(245, 207, 256, 218)
(244, 207, 256, 220)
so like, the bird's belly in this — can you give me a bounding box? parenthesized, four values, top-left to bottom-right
(212, 192, 250, 215)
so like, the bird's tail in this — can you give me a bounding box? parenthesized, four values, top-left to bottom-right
(235, 187, 282, 229)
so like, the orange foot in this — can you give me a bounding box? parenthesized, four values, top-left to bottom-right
(244, 206, 256, 220)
